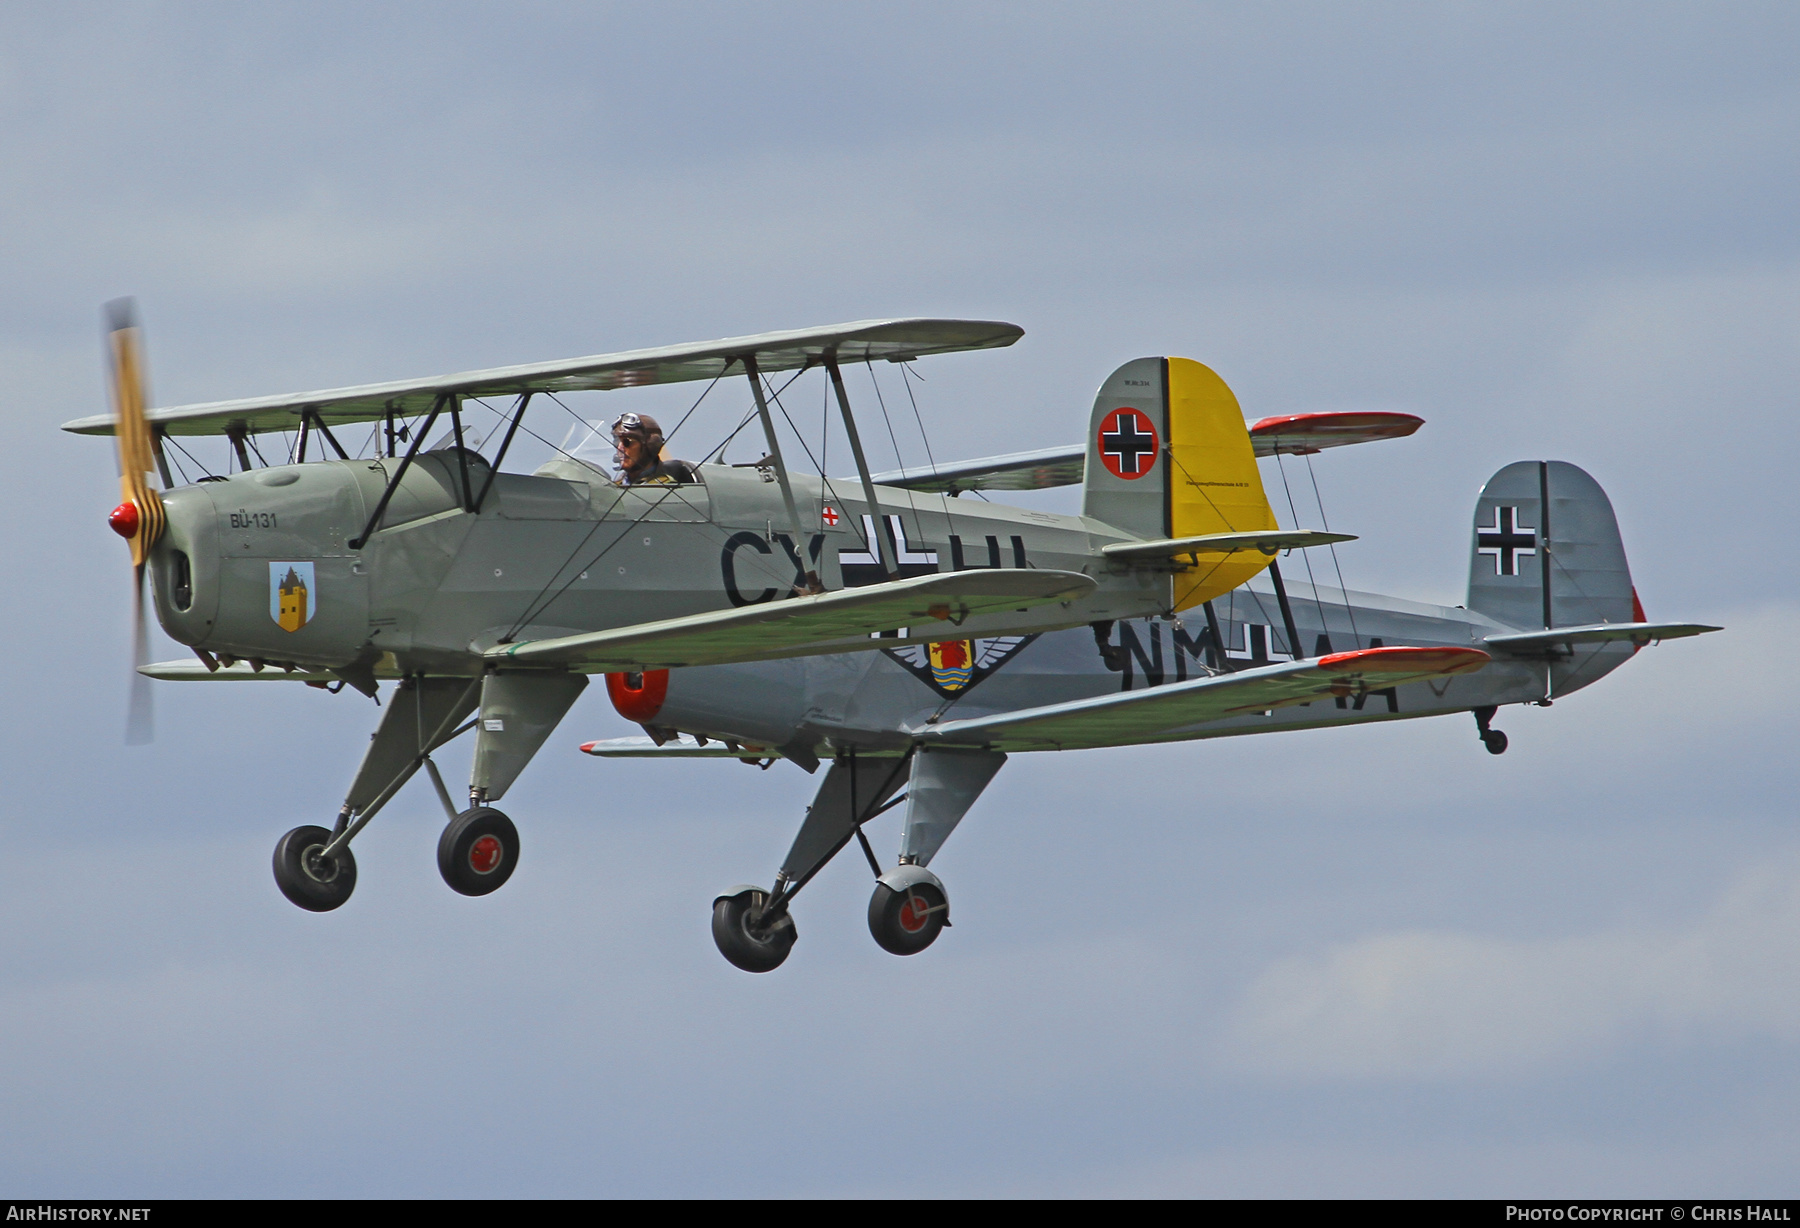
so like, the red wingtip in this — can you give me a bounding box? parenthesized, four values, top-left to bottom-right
(579, 741, 597, 754)
(1316, 645, 1490, 675)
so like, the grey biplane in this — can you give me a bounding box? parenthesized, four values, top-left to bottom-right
(72, 303, 1719, 971)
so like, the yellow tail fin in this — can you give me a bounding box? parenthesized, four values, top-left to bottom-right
(1166, 358, 1278, 610)
(1081, 356, 1281, 612)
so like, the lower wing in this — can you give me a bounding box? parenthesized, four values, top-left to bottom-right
(924, 645, 1491, 751)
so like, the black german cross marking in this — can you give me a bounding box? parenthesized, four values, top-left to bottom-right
(1101, 411, 1158, 476)
(1476, 505, 1537, 576)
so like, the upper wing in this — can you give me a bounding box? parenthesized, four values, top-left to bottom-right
(62, 318, 1022, 439)
(924, 645, 1490, 751)
(486, 569, 1096, 671)
(1484, 621, 1721, 653)
(859, 411, 1424, 494)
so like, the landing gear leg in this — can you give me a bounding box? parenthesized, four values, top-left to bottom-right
(1473, 705, 1508, 755)
(434, 671, 585, 899)
(271, 674, 481, 912)
(865, 747, 1006, 957)
(710, 750, 912, 973)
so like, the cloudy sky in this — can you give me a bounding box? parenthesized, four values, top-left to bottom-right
(1, 1, 1796, 1196)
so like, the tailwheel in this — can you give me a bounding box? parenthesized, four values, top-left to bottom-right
(1473, 706, 1508, 755)
(868, 871, 948, 956)
(711, 888, 796, 973)
(273, 825, 357, 912)
(438, 807, 520, 896)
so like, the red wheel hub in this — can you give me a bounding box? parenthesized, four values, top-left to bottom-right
(108, 500, 140, 539)
(468, 833, 504, 875)
(898, 893, 930, 932)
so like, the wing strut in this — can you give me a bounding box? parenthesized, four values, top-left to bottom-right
(349, 393, 446, 549)
(824, 353, 894, 580)
(472, 392, 532, 512)
(448, 395, 475, 512)
(742, 353, 820, 592)
(1267, 559, 1306, 661)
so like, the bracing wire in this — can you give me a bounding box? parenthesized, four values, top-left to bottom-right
(865, 361, 927, 545)
(1273, 449, 1332, 651)
(899, 361, 958, 539)
(164, 435, 212, 479)
(482, 366, 816, 636)
(1303, 451, 1360, 646)
(764, 373, 870, 554)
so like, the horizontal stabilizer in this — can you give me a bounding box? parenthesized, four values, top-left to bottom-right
(867, 445, 1085, 494)
(1101, 529, 1355, 562)
(1484, 621, 1721, 653)
(139, 660, 343, 682)
(1248, 411, 1423, 457)
(63, 318, 1022, 439)
(487, 569, 1096, 672)
(925, 645, 1489, 751)
(579, 736, 783, 759)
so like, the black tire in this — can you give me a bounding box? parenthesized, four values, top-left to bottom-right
(273, 825, 357, 912)
(868, 881, 947, 956)
(1483, 729, 1509, 756)
(437, 807, 519, 897)
(711, 891, 796, 973)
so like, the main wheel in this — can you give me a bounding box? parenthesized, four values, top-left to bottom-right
(273, 825, 357, 912)
(1483, 729, 1509, 755)
(437, 807, 519, 896)
(711, 890, 796, 973)
(868, 880, 947, 956)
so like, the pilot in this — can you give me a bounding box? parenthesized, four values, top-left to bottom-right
(611, 412, 697, 486)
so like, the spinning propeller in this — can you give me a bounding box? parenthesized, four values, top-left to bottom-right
(103, 298, 165, 744)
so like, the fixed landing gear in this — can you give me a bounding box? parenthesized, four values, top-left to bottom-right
(1473, 705, 1508, 755)
(273, 824, 358, 912)
(868, 868, 948, 956)
(712, 888, 798, 973)
(711, 747, 1002, 972)
(438, 807, 520, 896)
(270, 670, 584, 912)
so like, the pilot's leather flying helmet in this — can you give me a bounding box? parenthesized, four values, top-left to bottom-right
(611, 412, 665, 459)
